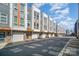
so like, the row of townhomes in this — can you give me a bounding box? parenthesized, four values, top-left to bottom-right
(0, 3, 65, 48)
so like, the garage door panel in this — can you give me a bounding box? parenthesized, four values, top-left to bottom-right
(32, 34, 38, 39)
(12, 34, 24, 42)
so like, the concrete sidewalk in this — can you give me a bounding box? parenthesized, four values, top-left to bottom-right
(62, 38, 79, 56)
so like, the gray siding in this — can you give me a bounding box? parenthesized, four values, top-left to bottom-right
(0, 3, 10, 28)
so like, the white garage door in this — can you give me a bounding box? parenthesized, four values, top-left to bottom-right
(42, 34, 46, 38)
(32, 34, 38, 39)
(49, 34, 51, 37)
(12, 34, 24, 42)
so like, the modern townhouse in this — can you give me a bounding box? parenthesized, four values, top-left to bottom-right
(27, 5, 41, 39)
(10, 3, 27, 42)
(0, 3, 11, 44)
(0, 3, 27, 46)
(40, 12, 49, 38)
(48, 17, 56, 37)
(27, 4, 57, 39)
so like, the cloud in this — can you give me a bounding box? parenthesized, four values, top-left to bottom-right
(53, 15, 66, 20)
(55, 7, 70, 16)
(50, 3, 70, 23)
(58, 17, 75, 30)
(33, 3, 45, 8)
(49, 3, 68, 11)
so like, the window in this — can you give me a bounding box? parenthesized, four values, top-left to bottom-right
(34, 22, 39, 29)
(13, 4, 18, 12)
(44, 25, 47, 30)
(37, 23, 39, 29)
(20, 13, 24, 18)
(44, 17, 47, 23)
(34, 22, 36, 29)
(34, 11, 39, 20)
(20, 3, 25, 12)
(13, 4, 18, 17)
(0, 13, 8, 24)
(37, 13, 39, 19)
(34, 11, 37, 19)
(20, 18, 24, 26)
(13, 16, 18, 26)
(13, 4, 18, 26)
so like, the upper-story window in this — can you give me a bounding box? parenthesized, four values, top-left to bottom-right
(37, 23, 39, 29)
(34, 11, 39, 20)
(34, 11, 37, 19)
(44, 25, 47, 30)
(13, 3, 18, 10)
(44, 17, 47, 23)
(20, 17, 24, 27)
(34, 22, 36, 29)
(0, 12, 8, 24)
(37, 13, 39, 19)
(44, 17, 48, 30)
(20, 4, 25, 27)
(13, 16, 18, 26)
(20, 3, 25, 12)
(34, 22, 39, 29)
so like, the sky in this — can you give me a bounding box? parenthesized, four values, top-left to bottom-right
(28, 3, 78, 32)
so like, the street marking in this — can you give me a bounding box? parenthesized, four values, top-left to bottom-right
(48, 46, 61, 51)
(32, 53, 43, 56)
(48, 50, 58, 55)
(41, 49, 48, 52)
(48, 46, 53, 49)
(10, 48, 22, 53)
(24, 45, 36, 48)
(30, 44, 43, 47)
(58, 39, 73, 56)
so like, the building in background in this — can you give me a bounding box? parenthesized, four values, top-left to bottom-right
(66, 29, 70, 36)
(57, 24, 66, 37)
(74, 19, 79, 38)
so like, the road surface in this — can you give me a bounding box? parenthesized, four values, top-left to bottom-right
(0, 37, 71, 56)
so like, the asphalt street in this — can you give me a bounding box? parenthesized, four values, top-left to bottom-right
(0, 37, 70, 56)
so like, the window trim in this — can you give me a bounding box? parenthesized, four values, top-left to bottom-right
(0, 12, 8, 24)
